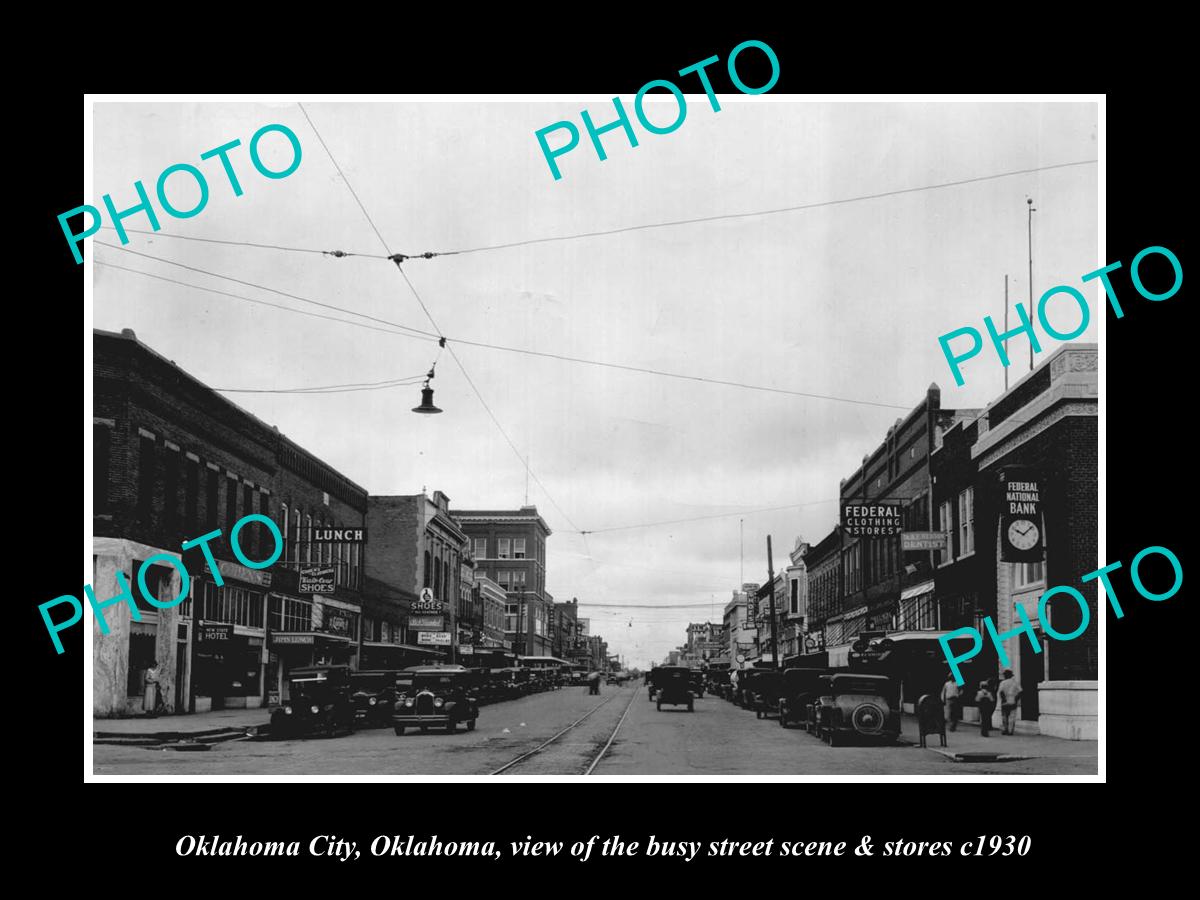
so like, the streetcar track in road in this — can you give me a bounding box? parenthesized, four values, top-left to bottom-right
(582, 686, 638, 775)
(489, 686, 637, 776)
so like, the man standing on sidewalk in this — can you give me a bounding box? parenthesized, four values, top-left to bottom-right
(975, 681, 996, 737)
(998, 669, 1023, 735)
(940, 672, 962, 731)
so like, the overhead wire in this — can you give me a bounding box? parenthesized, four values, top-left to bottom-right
(94, 242, 914, 412)
(212, 374, 429, 394)
(298, 102, 584, 536)
(98, 226, 388, 259)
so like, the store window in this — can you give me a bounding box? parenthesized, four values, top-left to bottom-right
(269, 595, 314, 632)
(957, 487, 975, 557)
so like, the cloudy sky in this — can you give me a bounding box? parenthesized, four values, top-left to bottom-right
(91, 98, 1098, 669)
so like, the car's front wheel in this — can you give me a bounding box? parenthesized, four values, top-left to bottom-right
(394, 725, 405, 736)
(467, 719, 477, 732)
(446, 720, 456, 734)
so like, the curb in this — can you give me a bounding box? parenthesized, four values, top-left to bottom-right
(94, 725, 266, 747)
(928, 749, 1032, 763)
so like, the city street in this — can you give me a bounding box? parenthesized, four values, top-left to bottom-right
(93, 684, 1097, 776)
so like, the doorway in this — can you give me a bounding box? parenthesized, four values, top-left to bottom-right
(1019, 637, 1044, 721)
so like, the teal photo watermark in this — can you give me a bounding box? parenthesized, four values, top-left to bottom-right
(937, 245, 1183, 387)
(42, 513, 283, 654)
(534, 39, 780, 181)
(58, 123, 303, 264)
(939, 544, 1182, 684)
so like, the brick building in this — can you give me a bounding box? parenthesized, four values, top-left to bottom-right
(474, 573, 509, 650)
(93, 328, 373, 716)
(366, 491, 466, 663)
(969, 343, 1098, 737)
(455, 506, 553, 656)
(802, 526, 842, 663)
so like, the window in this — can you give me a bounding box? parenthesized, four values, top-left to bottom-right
(514, 538, 527, 559)
(206, 468, 219, 529)
(94, 425, 111, 514)
(137, 435, 156, 519)
(185, 457, 199, 535)
(1015, 560, 1045, 588)
(497, 571, 512, 590)
(163, 448, 181, 537)
(202, 581, 264, 628)
(937, 501, 954, 565)
(269, 595, 313, 632)
(513, 569, 526, 587)
(304, 515, 312, 563)
(225, 476, 238, 541)
(958, 487, 975, 557)
(789, 579, 799, 615)
(257, 491, 269, 558)
(424, 550, 432, 588)
(443, 560, 451, 601)
(473, 538, 487, 559)
(498, 538, 511, 559)
(281, 504, 290, 563)
(434, 558, 442, 599)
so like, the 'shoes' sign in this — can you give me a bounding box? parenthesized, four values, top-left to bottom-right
(842, 503, 903, 537)
(299, 566, 336, 595)
(1000, 467, 1044, 563)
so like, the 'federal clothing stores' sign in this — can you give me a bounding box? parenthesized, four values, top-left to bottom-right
(999, 466, 1045, 563)
(842, 502, 903, 536)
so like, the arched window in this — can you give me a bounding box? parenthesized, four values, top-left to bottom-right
(424, 550, 432, 588)
(443, 560, 450, 601)
(433, 561, 442, 600)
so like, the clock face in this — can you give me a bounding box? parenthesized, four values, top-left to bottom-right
(1007, 519, 1040, 551)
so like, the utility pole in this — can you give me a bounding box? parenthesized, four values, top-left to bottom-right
(1027, 197, 1037, 372)
(767, 535, 777, 669)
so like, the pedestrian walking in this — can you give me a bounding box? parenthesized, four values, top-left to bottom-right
(940, 672, 962, 731)
(975, 680, 996, 737)
(587, 670, 601, 695)
(143, 660, 162, 716)
(998, 669, 1023, 735)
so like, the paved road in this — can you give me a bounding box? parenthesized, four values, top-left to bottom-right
(93, 684, 1096, 776)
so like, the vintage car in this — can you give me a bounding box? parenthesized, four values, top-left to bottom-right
(653, 666, 694, 712)
(606, 672, 621, 685)
(393, 667, 479, 735)
(706, 670, 732, 699)
(777, 667, 831, 729)
(350, 670, 400, 727)
(489, 667, 530, 701)
(734, 669, 766, 709)
(746, 670, 784, 719)
(688, 670, 706, 699)
(812, 673, 902, 746)
(270, 665, 356, 739)
(647, 666, 662, 700)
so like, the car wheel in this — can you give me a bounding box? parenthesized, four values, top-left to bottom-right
(756, 709, 763, 719)
(778, 711, 787, 728)
(828, 731, 841, 748)
(446, 720, 456, 734)
(688, 701, 694, 712)
(657, 700, 663, 711)
(467, 719, 477, 732)
(394, 725, 405, 736)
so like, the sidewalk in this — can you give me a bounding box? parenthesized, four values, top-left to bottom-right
(901, 714, 1097, 763)
(93, 708, 272, 745)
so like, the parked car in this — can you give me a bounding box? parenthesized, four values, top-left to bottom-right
(490, 667, 529, 701)
(706, 670, 731, 698)
(813, 673, 901, 746)
(350, 670, 400, 727)
(746, 670, 783, 719)
(652, 666, 694, 712)
(393, 667, 479, 735)
(270, 665, 356, 739)
(736, 669, 768, 709)
(777, 667, 831, 729)
(688, 670, 706, 699)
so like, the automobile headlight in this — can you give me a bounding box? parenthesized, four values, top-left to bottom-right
(404, 698, 414, 708)
(368, 697, 377, 706)
(284, 706, 293, 715)
(310, 705, 320, 715)
(433, 697, 445, 708)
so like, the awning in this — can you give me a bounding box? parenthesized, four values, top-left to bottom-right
(900, 580, 935, 601)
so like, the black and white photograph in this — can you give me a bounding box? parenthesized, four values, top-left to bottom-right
(82, 93, 1102, 778)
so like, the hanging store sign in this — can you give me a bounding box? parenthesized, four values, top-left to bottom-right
(417, 631, 451, 646)
(271, 633, 315, 646)
(407, 615, 445, 631)
(459, 644, 474, 655)
(298, 566, 336, 594)
(999, 466, 1044, 563)
(842, 502, 903, 536)
(203, 560, 272, 587)
(309, 527, 367, 543)
(411, 587, 443, 614)
(197, 622, 234, 644)
(902, 531, 948, 552)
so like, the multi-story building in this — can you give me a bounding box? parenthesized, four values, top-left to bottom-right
(93, 328, 373, 716)
(803, 526, 842, 661)
(723, 589, 756, 667)
(550, 598, 580, 659)
(828, 385, 978, 667)
(365, 490, 466, 662)
(456, 506, 553, 656)
(968, 343, 1098, 738)
(458, 550, 477, 651)
(780, 537, 810, 659)
(474, 572, 509, 650)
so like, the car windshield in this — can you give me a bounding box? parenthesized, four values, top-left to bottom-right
(414, 675, 461, 690)
(836, 678, 888, 694)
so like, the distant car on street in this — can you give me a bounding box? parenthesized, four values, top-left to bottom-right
(653, 666, 694, 712)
